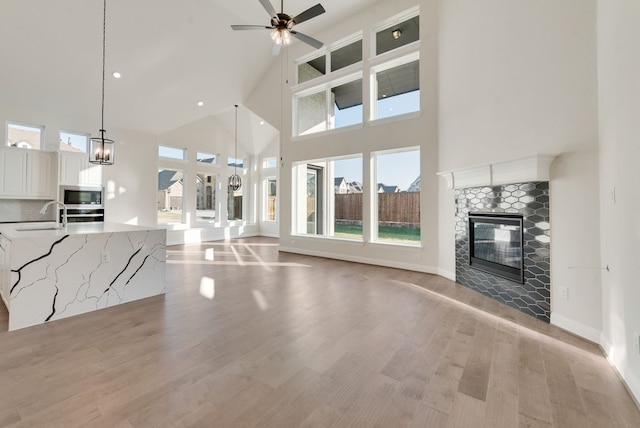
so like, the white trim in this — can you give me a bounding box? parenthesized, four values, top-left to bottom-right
(600, 334, 640, 408)
(278, 245, 438, 275)
(437, 153, 558, 189)
(550, 312, 601, 343)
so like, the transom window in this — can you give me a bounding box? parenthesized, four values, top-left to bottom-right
(59, 131, 89, 153)
(197, 152, 218, 164)
(159, 145, 186, 160)
(6, 122, 44, 150)
(375, 15, 420, 55)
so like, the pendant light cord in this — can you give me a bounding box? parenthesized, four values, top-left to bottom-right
(234, 104, 238, 175)
(100, 0, 107, 133)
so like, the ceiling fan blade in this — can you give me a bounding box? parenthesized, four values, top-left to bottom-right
(291, 4, 325, 25)
(290, 31, 324, 49)
(231, 25, 272, 30)
(271, 43, 282, 56)
(258, 0, 277, 18)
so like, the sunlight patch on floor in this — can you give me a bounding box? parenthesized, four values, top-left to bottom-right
(199, 276, 215, 300)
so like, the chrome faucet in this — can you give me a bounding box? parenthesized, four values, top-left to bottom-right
(40, 201, 68, 228)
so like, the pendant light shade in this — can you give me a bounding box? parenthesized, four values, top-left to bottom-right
(89, 0, 115, 166)
(228, 104, 242, 191)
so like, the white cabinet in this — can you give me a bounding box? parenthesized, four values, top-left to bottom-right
(59, 151, 102, 186)
(0, 147, 55, 199)
(0, 148, 27, 196)
(27, 150, 55, 198)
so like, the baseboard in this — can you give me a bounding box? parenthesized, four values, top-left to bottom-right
(550, 313, 601, 343)
(600, 333, 640, 409)
(258, 232, 279, 238)
(278, 246, 440, 275)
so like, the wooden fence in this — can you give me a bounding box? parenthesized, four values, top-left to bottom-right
(332, 192, 420, 223)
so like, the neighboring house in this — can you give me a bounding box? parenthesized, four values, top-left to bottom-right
(377, 183, 400, 193)
(334, 177, 349, 194)
(407, 176, 420, 192)
(157, 170, 184, 211)
(348, 181, 363, 193)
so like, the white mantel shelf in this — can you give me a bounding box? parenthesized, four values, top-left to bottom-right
(437, 153, 558, 190)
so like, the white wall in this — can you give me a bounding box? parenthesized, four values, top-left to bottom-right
(102, 129, 158, 227)
(597, 0, 640, 403)
(437, 0, 601, 340)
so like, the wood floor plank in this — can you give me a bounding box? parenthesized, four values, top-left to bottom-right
(0, 237, 637, 427)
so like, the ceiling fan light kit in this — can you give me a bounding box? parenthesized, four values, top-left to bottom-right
(231, 0, 326, 54)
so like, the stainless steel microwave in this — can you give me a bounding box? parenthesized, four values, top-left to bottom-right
(60, 186, 104, 208)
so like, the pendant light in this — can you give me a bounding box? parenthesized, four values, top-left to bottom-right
(89, 0, 115, 165)
(228, 105, 242, 191)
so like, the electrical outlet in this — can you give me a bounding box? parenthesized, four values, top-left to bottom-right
(101, 251, 111, 263)
(559, 286, 569, 300)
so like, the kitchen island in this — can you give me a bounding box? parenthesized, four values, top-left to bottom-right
(0, 222, 166, 331)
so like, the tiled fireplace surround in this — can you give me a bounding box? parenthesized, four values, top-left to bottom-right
(454, 182, 551, 321)
(438, 154, 556, 323)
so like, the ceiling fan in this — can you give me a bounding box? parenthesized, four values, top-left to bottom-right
(231, 0, 326, 55)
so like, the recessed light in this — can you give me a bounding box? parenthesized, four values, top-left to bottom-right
(197, 100, 204, 107)
(112, 71, 121, 79)
(382, 94, 387, 98)
(259, 120, 265, 125)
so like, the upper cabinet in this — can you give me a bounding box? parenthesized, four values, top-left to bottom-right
(0, 147, 56, 199)
(58, 151, 102, 187)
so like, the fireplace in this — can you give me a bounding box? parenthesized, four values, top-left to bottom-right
(453, 182, 551, 322)
(469, 213, 523, 283)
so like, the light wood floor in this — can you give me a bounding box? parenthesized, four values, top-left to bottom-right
(0, 237, 638, 427)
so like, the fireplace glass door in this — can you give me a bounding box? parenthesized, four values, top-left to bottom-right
(469, 214, 524, 283)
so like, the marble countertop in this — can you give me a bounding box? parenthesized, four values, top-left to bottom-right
(0, 222, 162, 240)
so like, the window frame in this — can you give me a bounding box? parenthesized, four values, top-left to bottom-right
(6, 121, 45, 150)
(195, 171, 219, 225)
(158, 145, 187, 161)
(156, 167, 188, 228)
(291, 154, 364, 241)
(371, 146, 421, 246)
(59, 130, 90, 153)
(370, 52, 421, 122)
(293, 71, 364, 137)
(263, 176, 277, 222)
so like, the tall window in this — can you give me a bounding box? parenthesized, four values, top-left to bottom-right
(196, 172, 217, 223)
(292, 155, 363, 240)
(157, 168, 185, 225)
(7, 123, 43, 150)
(332, 156, 363, 240)
(373, 148, 420, 244)
(228, 183, 243, 221)
(60, 131, 89, 153)
(265, 178, 277, 221)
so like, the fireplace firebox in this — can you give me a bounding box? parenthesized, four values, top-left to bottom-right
(469, 213, 524, 283)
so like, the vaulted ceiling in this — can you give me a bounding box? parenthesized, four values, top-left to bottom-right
(0, 0, 378, 143)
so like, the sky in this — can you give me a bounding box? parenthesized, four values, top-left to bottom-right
(334, 149, 420, 191)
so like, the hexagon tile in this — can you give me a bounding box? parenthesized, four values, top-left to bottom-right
(454, 181, 551, 322)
